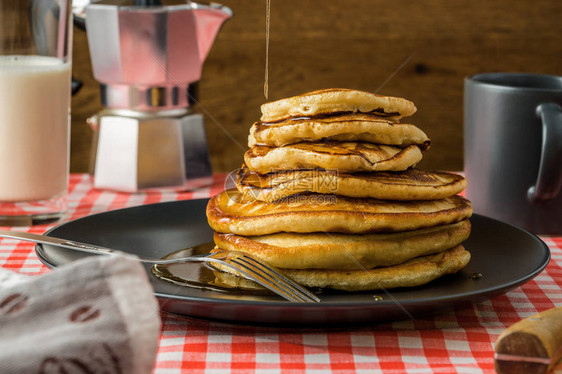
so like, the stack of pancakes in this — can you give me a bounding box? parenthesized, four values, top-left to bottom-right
(207, 88, 472, 292)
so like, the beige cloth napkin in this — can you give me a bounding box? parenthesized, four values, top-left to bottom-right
(0, 254, 161, 374)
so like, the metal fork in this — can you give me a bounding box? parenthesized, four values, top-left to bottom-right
(0, 230, 320, 303)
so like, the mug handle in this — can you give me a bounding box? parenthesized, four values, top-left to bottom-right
(527, 103, 562, 203)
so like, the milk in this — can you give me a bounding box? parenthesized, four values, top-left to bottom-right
(0, 56, 71, 202)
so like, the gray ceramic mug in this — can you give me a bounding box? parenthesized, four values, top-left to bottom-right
(464, 73, 562, 234)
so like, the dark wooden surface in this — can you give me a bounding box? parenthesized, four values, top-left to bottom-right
(70, 0, 562, 173)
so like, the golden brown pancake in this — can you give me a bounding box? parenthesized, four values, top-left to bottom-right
(260, 88, 417, 122)
(214, 220, 471, 270)
(249, 113, 430, 148)
(206, 189, 473, 235)
(236, 167, 467, 202)
(212, 245, 471, 292)
(244, 142, 423, 174)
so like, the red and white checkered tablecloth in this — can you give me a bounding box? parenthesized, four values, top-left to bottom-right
(1, 173, 561, 374)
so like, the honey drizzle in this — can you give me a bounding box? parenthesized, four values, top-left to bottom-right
(264, 0, 271, 100)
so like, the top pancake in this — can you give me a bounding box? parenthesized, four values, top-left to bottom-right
(249, 113, 430, 148)
(260, 88, 417, 122)
(207, 189, 473, 235)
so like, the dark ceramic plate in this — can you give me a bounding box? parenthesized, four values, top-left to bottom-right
(35, 199, 550, 326)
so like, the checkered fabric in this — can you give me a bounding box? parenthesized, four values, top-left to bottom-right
(1, 174, 561, 374)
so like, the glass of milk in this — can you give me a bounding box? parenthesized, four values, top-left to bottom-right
(0, 0, 72, 225)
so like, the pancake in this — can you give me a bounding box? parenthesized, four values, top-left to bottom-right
(249, 113, 430, 148)
(212, 245, 471, 292)
(244, 142, 423, 174)
(260, 88, 417, 122)
(214, 220, 471, 270)
(236, 167, 467, 202)
(206, 189, 473, 235)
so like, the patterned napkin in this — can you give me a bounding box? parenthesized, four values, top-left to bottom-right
(0, 254, 161, 374)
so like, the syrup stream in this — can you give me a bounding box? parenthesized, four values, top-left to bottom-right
(264, 0, 271, 100)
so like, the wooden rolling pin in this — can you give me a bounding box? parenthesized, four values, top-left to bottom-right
(495, 307, 562, 374)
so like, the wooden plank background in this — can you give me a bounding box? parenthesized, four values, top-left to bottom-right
(70, 0, 562, 173)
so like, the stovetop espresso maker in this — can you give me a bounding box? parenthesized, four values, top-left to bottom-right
(84, 0, 231, 191)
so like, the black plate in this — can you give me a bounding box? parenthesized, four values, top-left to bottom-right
(35, 199, 550, 326)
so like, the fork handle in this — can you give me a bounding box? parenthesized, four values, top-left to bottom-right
(0, 230, 116, 257)
(0, 230, 213, 265)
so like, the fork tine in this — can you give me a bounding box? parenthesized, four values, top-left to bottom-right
(208, 249, 319, 303)
(230, 256, 320, 303)
(224, 260, 304, 302)
(155, 251, 309, 302)
(234, 255, 321, 303)
(227, 257, 312, 303)
(233, 254, 320, 302)
(205, 252, 305, 302)
(211, 248, 320, 303)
